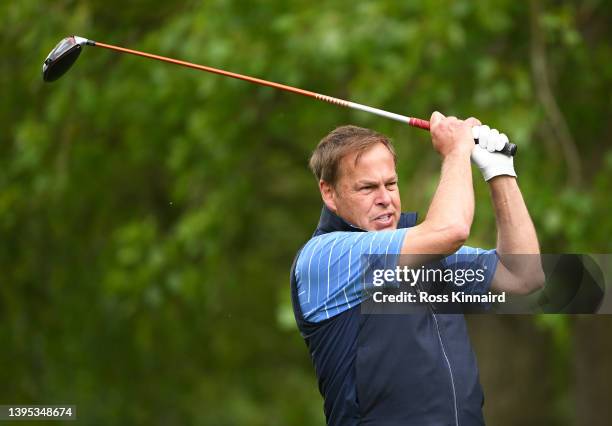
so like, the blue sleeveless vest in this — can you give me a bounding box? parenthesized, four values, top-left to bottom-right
(290, 207, 485, 426)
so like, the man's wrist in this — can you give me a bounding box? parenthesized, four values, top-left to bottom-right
(443, 144, 473, 160)
(488, 175, 518, 188)
(481, 164, 517, 181)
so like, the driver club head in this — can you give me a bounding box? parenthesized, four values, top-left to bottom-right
(42, 36, 92, 82)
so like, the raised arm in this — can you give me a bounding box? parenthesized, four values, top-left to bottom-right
(401, 112, 480, 256)
(489, 176, 545, 294)
(470, 126, 545, 294)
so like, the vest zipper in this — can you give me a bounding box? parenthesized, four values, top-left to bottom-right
(431, 311, 459, 426)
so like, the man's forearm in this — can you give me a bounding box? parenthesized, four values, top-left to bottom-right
(401, 113, 477, 256)
(489, 176, 539, 254)
(426, 150, 474, 236)
(489, 176, 544, 294)
(400, 150, 474, 258)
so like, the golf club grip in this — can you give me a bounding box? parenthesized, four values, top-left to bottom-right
(408, 118, 517, 157)
(496, 142, 518, 156)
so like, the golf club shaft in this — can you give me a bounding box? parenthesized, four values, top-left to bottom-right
(93, 41, 431, 130)
(89, 39, 516, 155)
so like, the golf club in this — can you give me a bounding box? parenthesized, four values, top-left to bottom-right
(42, 35, 517, 156)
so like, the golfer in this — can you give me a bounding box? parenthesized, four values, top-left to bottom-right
(290, 112, 544, 425)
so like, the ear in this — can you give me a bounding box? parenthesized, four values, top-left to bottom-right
(319, 180, 338, 212)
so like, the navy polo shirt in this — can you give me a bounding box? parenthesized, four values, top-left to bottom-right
(290, 206, 497, 426)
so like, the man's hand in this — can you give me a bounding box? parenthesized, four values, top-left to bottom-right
(471, 125, 517, 181)
(430, 111, 480, 158)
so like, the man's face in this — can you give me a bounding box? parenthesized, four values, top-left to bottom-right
(321, 143, 401, 231)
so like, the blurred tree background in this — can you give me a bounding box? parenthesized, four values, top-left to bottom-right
(1, 0, 611, 424)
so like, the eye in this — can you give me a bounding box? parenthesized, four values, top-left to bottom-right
(385, 181, 398, 189)
(360, 185, 375, 192)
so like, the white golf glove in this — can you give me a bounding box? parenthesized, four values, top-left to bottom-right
(471, 125, 517, 181)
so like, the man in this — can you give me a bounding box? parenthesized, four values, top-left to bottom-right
(290, 112, 544, 425)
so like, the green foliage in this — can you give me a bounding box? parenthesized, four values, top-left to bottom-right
(1, 0, 611, 424)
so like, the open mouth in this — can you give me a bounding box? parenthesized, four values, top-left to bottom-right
(373, 213, 394, 226)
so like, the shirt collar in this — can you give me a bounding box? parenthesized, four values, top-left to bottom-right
(314, 205, 418, 236)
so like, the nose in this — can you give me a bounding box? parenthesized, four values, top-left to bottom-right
(374, 187, 392, 206)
